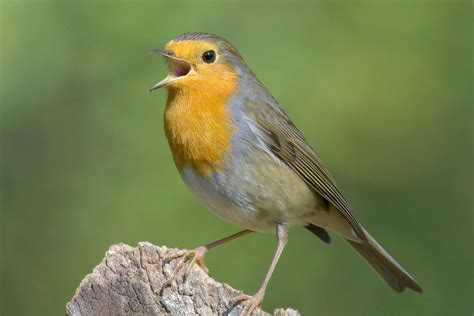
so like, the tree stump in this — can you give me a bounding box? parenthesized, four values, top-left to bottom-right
(66, 242, 300, 315)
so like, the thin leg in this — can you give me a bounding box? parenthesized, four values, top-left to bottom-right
(185, 229, 254, 275)
(161, 230, 253, 293)
(234, 225, 289, 316)
(203, 229, 254, 251)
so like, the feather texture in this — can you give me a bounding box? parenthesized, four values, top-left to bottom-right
(243, 100, 366, 240)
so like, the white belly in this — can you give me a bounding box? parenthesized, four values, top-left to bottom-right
(179, 151, 327, 233)
(180, 167, 275, 232)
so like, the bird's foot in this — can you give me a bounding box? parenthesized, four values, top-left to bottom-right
(232, 290, 265, 316)
(160, 246, 208, 294)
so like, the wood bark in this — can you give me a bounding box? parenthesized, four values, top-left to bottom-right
(66, 242, 300, 316)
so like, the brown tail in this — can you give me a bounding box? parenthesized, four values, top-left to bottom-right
(346, 227, 423, 293)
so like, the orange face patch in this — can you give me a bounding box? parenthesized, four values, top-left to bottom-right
(162, 40, 238, 177)
(163, 40, 235, 91)
(165, 40, 217, 64)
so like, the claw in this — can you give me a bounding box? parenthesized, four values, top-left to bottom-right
(232, 290, 265, 316)
(160, 246, 209, 295)
(185, 255, 198, 277)
(163, 249, 189, 265)
(230, 293, 251, 305)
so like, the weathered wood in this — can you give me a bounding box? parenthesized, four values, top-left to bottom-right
(66, 242, 300, 316)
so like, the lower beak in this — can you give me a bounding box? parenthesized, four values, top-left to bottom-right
(149, 49, 191, 92)
(149, 75, 179, 92)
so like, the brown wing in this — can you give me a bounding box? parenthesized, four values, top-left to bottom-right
(244, 101, 366, 240)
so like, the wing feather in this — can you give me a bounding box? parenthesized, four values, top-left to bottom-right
(244, 101, 366, 240)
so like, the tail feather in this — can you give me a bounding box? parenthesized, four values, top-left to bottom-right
(347, 227, 423, 293)
(305, 224, 331, 244)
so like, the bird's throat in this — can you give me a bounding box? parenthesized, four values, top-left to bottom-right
(164, 76, 237, 178)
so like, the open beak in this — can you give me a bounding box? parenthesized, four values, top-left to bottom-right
(149, 49, 192, 92)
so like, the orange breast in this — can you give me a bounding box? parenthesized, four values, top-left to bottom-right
(164, 66, 237, 177)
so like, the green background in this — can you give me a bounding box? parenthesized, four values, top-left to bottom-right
(1, 1, 472, 315)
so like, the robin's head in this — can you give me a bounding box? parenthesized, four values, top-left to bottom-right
(149, 33, 243, 92)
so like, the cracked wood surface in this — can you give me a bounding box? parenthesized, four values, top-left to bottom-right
(66, 242, 300, 316)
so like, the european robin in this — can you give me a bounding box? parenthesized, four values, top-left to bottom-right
(149, 32, 422, 314)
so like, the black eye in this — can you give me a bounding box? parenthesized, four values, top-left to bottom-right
(202, 50, 216, 63)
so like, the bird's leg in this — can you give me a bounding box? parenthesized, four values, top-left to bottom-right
(161, 229, 253, 291)
(233, 225, 289, 316)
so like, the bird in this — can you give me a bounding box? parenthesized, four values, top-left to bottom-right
(149, 32, 422, 314)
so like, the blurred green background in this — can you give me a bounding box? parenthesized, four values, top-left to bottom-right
(1, 0, 472, 315)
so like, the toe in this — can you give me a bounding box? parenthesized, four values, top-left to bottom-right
(230, 293, 251, 305)
(231, 291, 264, 316)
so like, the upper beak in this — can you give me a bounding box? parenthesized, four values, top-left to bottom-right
(149, 49, 192, 92)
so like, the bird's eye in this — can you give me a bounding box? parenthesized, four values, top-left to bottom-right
(202, 50, 216, 63)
